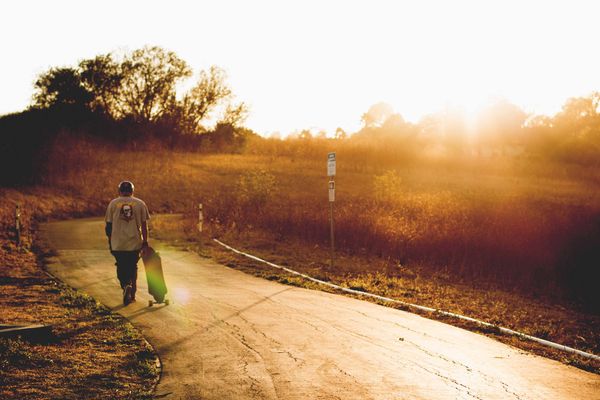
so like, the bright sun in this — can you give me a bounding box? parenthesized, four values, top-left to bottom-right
(1, 0, 599, 136)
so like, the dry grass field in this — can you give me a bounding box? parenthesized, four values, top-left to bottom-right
(25, 138, 600, 372)
(45, 140, 600, 306)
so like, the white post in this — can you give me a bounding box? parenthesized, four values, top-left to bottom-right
(198, 203, 204, 233)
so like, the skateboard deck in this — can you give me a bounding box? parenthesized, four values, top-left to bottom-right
(141, 247, 169, 306)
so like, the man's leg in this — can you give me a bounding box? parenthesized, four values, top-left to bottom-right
(112, 251, 129, 289)
(113, 251, 137, 304)
(126, 251, 140, 300)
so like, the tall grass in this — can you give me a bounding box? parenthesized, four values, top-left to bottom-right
(41, 135, 600, 312)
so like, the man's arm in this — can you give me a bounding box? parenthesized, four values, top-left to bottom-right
(141, 220, 148, 247)
(105, 201, 113, 238)
(140, 201, 150, 247)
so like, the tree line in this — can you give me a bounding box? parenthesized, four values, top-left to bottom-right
(1, 45, 598, 185)
(0, 46, 256, 185)
(283, 93, 600, 166)
(32, 46, 248, 133)
(347, 93, 600, 164)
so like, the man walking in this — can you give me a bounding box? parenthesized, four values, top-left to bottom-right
(105, 181, 150, 305)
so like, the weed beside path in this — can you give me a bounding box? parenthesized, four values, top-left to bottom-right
(209, 232, 600, 374)
(0, 188, 159, 399)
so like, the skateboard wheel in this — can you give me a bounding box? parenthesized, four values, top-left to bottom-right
(165, 299, 170, 305)
(148, 300, 153, 307)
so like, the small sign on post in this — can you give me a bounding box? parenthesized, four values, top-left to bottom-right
(328, 180, 335, 202)
(327, 152, 336, 177)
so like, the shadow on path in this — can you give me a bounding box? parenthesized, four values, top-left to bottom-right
(159, 287, 292, 354)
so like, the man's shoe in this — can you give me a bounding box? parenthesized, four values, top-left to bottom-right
(123, 285, 133, 305)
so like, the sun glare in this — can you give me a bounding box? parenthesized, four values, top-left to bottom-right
(172, 286, 191, 305)
(1, 0, 599, 136)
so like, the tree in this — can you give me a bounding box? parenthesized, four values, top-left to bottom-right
(525, 114, 553, 128)
(416, 108, 469, 155)
(549, 92, 600, 162)
(523, 114, 558, 156)
(555, 93, 599, 123)
(28, 46, 250, 144)
(218, 102, 249, 128)
(475, 99, 527, 150)
(298, 129, 313, 140)
(32, 67, 92, 109)
(417, 112, 446, 149)
(361, 102, 394, 128)
(381, 113, 409, 134)
(115, 46, 191, 122)
(177, 66, 243, 134)
(439, 108, 469, 155)
(79, 54, 123, 115)
(553, 92, 600, 139)
(334, 127, 347, 140)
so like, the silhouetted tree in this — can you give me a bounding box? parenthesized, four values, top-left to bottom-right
(103, 46, 191, 123)
(219, 101, 249, 128)
(30, 46, 248, 142)
(177, 66, 240, 134)
(79, 54, 123, 115)
(32, 67, 92, 109)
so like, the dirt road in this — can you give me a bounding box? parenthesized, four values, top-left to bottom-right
(40, 218, 599, 399)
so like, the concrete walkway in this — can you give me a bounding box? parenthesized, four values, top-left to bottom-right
(40, 217, 600, 399)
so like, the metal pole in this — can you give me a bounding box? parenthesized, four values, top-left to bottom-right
(327, 152, 336, 269)
(329, 185, 335, 269)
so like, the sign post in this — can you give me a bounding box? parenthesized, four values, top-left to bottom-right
(327, 152, 336, 177)
(327, 152, 336, 269)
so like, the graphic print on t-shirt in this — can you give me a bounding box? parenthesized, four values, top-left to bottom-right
(119, 203, 134, 222)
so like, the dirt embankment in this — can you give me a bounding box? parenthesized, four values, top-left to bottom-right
(0, 188, 159, 399)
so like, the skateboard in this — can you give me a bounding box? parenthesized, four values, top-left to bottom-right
(141, 246, 170, 307)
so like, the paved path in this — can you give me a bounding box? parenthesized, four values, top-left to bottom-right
(40, 217, 600, 399)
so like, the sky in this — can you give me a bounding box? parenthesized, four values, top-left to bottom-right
(2, 0, 599, 136)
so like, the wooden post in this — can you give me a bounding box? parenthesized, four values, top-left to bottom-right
(15, 203, 21, 246)
(197, 203, 203, 249)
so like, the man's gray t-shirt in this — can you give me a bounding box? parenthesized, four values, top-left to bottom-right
(105, 196, 150, 251)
